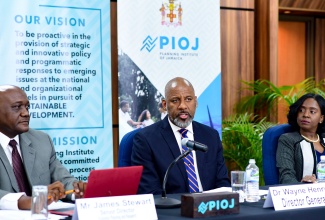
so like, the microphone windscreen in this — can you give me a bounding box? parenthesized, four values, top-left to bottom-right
(181, 138, 189, 146)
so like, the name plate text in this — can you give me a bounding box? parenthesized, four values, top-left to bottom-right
(263, 183, 325, 211)
(72, 194, 157, 220)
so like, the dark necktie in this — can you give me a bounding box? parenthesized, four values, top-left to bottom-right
(179, 129, 199, 193)
(9, 140, 31, 196)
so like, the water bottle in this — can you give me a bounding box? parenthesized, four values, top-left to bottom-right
(245, 159, 260, 202)
(317, 156, 325, 183)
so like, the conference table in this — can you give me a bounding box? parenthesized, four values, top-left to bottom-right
(5, 185, 324, 220)
(155, 193, 325, 220)
(4, 200, 324, 220)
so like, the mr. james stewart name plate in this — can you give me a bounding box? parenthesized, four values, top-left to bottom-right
(181, 192, 239, 218)
(72, 194, 157, 220)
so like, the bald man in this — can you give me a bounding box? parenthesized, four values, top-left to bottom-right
(0, 85, 85, 210)
(131, 77, 230, 195)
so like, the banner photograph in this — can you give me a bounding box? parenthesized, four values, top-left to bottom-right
(0, 0, 112, 181)
(118, 0, 222, 141)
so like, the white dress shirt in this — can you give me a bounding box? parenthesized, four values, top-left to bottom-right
(167, 118, 203, 192)
(0, 132, 26, 210)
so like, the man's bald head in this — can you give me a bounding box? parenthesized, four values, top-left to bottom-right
(164, 77, 195, 99)
(0, 85, 20, 92)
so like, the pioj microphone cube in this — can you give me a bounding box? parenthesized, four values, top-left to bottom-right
(181, 192, 239, 218)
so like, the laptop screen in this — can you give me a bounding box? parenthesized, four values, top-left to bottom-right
(83, 165, 143, 198)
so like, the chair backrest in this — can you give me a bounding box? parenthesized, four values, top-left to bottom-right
(262, 124, 292, 185)
(118, 129, 141, 167)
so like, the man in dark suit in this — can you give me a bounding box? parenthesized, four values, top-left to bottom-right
(0, 85, 86, 210)
(131, 77, 230, 195)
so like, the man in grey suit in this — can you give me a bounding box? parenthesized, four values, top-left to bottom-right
(0, 85, 86, 210)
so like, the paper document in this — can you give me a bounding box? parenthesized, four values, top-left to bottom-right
(48, 201, 75, 210)
(0, 210, 67, 220)
(0, 202, 74, 220)
(48, 201, 75, 217)
(204, 187, 269, 196)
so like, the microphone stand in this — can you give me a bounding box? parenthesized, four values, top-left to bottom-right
(154, 149, 192, 209)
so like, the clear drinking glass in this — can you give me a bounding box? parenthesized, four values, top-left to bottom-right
(31, 185, 48, 219)
(231, 171, 246, 203)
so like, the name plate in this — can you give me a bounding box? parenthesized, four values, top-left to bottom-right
(263, 183, 325, 211)
(181, 192, 239, 218)
(72, 194, 157, 220)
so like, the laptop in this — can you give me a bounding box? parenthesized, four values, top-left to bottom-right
(83, 165, 143, 198)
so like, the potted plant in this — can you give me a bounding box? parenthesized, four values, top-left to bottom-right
(222, 113, 274, 186)
(235, 77, 325, 115)
(222, 77, 325, 186)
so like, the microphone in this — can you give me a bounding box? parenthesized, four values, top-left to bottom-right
(181, 138, 208, 152)
(154, 139, 209, 208)
(154, 149, 192, 209)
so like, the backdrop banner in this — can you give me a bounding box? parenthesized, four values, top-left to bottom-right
(118, 0, 222, 142)
(0, 0, 112, 181)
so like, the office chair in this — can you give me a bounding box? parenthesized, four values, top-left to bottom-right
(262, 124, 292, 185)
(118, 129, 141, 167)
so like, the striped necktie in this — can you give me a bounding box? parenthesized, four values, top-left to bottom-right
(9, 140, 31, 196)
(179, 128, 199, 193)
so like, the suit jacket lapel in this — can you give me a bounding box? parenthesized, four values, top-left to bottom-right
(0, 144, 20, 192)
(160, 118, 188, 185)
(19, 133, 36, 184)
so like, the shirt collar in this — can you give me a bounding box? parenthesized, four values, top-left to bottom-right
(0, 132, 20, 149)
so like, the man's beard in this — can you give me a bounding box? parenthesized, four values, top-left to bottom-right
(173, 116, 193, 128)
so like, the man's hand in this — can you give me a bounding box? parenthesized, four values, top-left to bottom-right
(18, 181, 66, 210)
(18, 195, 32, 210)
(301, 174, 317, 183)
(47, 181, 66, 204)
(73, 181, 87, 198)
